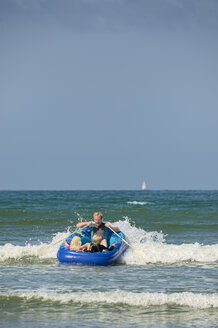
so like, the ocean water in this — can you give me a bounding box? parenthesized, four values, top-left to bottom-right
(0, 190, 218, 328)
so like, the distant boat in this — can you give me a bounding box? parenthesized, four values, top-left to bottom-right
(141, 181, 146, 190)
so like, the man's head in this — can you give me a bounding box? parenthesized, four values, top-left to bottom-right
(93, 212, 103, 227)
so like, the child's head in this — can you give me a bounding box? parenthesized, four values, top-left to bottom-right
(92, 234, 102, 245)
(70, 236, 82, 251)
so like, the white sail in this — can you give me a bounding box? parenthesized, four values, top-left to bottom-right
(142, 180, 146, 190)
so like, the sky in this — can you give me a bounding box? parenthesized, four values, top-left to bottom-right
(0, 0, 218, 190)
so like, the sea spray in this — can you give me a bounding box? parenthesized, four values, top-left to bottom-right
(113, 217, 166, 244)
(121, 241, 218, 265)
(0, 227, 73, 262)
(1, 218, 218, 265)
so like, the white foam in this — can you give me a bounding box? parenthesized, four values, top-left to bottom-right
(0, 229, 72, 262)
(110, 218, 218, 265)
(1, 219, 218, 265)
(121, 242, 218, 265)
(1, 290, 218, 309)
(113, 217, 166, 244)
(127, 201, 152, 205)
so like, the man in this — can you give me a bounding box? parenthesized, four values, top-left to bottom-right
(76, 212, 120, 247)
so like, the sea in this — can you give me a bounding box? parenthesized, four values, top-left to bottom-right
(0, 190, 218, 328)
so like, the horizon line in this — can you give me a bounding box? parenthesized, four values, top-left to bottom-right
(0, 189, 217, 192)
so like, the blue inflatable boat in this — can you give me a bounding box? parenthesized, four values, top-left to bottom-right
(57, 226, 128, 266)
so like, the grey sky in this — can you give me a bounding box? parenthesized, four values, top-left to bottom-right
(0, 0, 218, 190)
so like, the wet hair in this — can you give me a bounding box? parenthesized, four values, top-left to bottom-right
(92, 234, 102, 245)
(93, 212, 103, 219)
(70, 236, 81, 251)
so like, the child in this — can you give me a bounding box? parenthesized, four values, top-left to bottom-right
(70, 236, 82, 251)
(80, 234, 107, 252)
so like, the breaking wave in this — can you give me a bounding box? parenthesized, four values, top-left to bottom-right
(0, 290, 218, 309)
(0, 218, 217, 265)
(127, 201, 152, 205)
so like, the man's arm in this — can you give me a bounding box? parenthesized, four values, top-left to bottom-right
(76, 221, 93, 228)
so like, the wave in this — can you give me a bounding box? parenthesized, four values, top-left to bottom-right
(1, 241, 217, 265)
(122, 242, 218, 265)
(0, 290, 217, 309)
(115, 218, 218, 265)
(0, 230, 70, 263)
(127, 201, 152, 205)
(0, 219, 217, 265)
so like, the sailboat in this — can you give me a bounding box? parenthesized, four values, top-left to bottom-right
(141, 180, 146, 190)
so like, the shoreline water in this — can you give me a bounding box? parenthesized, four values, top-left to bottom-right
(0, 190, 217, 327)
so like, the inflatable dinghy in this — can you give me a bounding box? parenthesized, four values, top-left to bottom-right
(57, 226, 128, 266)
